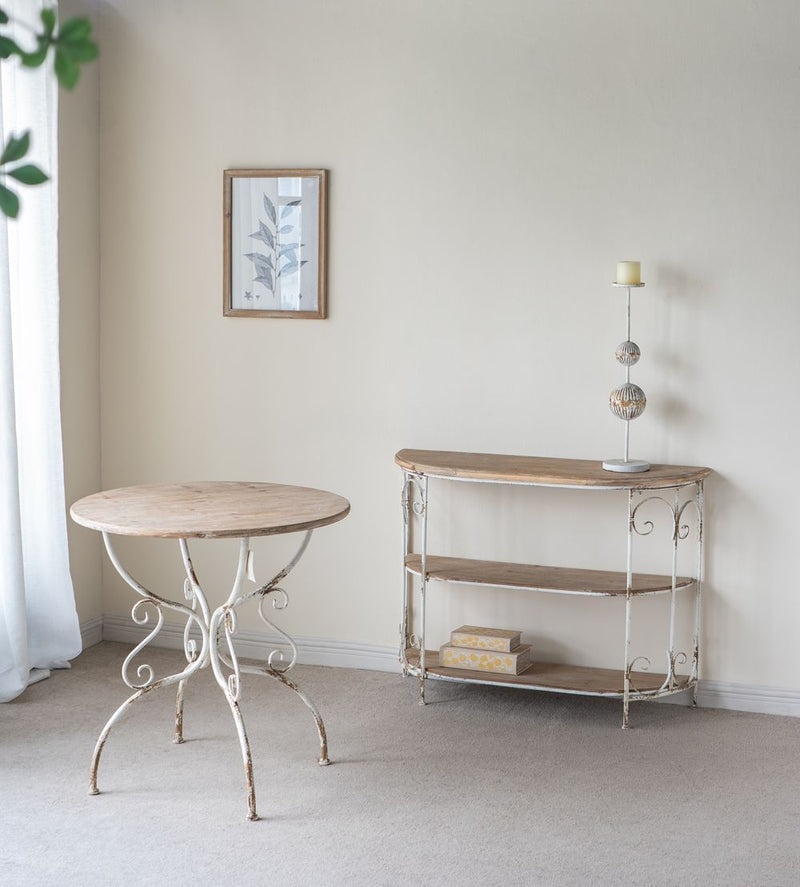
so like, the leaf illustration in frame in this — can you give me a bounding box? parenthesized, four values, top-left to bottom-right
(263, 193, 277, 224)
(223, 168, 327, 319)
(249, 220, 274, 247)
(254, 271, 274, 292)
(280, 199, 301, 218)
(244, 252, 274, 277)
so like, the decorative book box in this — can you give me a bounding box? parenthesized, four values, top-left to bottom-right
(440, 643, 532, 675)
(450, 625, 521, 652)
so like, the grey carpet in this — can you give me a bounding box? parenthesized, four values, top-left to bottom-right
(2, 642, 799, 887)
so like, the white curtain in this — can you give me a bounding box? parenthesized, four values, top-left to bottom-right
(0, 0, 81, 703)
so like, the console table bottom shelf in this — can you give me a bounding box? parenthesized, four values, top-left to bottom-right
(405, 649, 692, 698)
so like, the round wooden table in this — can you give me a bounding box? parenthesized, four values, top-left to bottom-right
(71, 481, 350, 821)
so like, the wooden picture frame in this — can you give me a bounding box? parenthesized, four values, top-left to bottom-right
(223, 168, 327, 318)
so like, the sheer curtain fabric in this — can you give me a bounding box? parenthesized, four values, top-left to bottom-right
(0, 0, 81, 702)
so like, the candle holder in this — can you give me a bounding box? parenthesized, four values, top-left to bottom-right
(603, 281, 650, 473)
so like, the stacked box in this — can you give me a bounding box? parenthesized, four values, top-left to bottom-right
(450, 625, 521, 652)
(440, 625, 532, 675)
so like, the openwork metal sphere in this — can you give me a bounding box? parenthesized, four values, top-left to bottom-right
(609, 383, 646, 420)
(615, 340, 641, 366)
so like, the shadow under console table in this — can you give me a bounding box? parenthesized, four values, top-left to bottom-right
(396, 449, 712, 728)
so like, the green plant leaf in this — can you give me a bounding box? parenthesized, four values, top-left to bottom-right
(20, 45, 48, 68)
(54, 48, 79, 89)
(40, 8, 56, 37)
(0, 184, 20, 218)
(58, 17, 91, 43)
(1, 131, 30, 165)
(8, 164, 48, 185)
(57, 39, 98, 64)
(0, 34, 20, 58)
(0, 10, 10, 25)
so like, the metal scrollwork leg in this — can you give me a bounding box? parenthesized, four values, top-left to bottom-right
(258, 590, 297, 673)
(412, 475, 429, 705)
(624, 483, 704, 718)
(90, 683, 164, 795)
(400, 474, 412, 675)
(227, 697, 257, 821)
(687, 481, 704, 706)
(622, 491, 634, 729)
(207, 618, 257, 821)
(251, 586, 328, 764)
(399, 473, 429, 703)
(174, 541, 212, 743)
(95, 530, 330, 821)
(622, 598, 633, 729)
(174, 678, 188, 744)
(90, 534, 210, 795)
(269, 670, 330, 765)
(205, 540, 257, 819)
(665, 651, 688, 691)
(174, 574, 202, 744)
(625, 655, 652, 719)
(205, 531, 328, 819)
(399, 623, 410, 677)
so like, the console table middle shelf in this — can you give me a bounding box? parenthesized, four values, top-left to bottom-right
(396, 448, 712, 728)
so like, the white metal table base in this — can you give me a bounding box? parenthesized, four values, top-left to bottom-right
(90, 530, 327, 821)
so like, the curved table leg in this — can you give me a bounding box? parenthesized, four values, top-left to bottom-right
(174, 679, 187, 744)
(233, 660, 330, 765)
(173, 622, 198, 745)
(209, 532, 330, 819)
(174, 542, 212, 744)
(226, 697, 258, 821)
(208, 620, 259, 821)
(90, 675, 187, 795)
(91, 534, 210, 794)
(246, 532, 330, 764)
(207, 543, 262, 820)
(265, 670, 330, 765)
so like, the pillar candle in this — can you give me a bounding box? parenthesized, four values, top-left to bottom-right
(616, 261, 641, 285)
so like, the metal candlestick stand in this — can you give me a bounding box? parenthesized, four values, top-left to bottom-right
(603, 281, 650, 473)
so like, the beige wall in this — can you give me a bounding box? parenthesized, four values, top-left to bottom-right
(60, 0, 102, 630)
(89, 0, 800, 687)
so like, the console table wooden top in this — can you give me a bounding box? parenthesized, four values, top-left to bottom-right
(395, 449, 712, 489)
(70, 481, 351, 539)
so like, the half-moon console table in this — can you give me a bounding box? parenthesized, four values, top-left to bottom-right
(71, 481, 350, 821)
(395, 450, 712, 728)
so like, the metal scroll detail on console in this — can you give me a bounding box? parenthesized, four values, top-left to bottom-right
(395, 449, 710, 729)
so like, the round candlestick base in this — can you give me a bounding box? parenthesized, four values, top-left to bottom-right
(602, 458, 651, 473)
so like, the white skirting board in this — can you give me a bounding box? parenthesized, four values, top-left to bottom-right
(80, 616, 104, 650)
(695, 681, 800, 717)
(89, 615, 800, 719)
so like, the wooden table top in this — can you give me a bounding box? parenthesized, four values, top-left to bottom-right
(70, 482, 351, 539)
(395, 449, 712, 489)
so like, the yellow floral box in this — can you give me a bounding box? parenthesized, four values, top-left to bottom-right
(440, 643, 532, 675)
(449, 625, 522, 653)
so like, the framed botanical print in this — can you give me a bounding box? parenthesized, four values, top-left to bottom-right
(223, 169, 327, 318)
